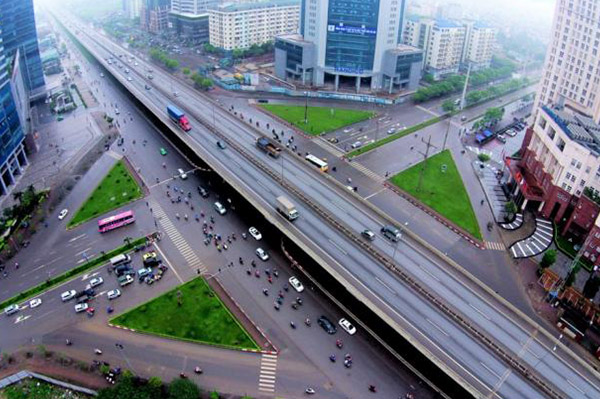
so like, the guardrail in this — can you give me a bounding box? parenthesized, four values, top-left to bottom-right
(68, 22, 567, 399)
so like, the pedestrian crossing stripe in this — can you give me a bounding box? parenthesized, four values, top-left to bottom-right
(485, 241, 506, 251)
(148, 199, 207, 273)
(258, 353, 278, 393)
(349, 161, 385, 182)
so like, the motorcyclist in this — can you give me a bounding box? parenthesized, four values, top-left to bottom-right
(290, 321, 296, 329)
(329, 354, 336, 362)
(305, 387, 315, 394)
(184, 214, 188, 221)
(65, 339, 72, 346)
(194, 366, 203, 374)
(368, 385, 377, 393)
(262, 288, 269, 296)
(305, 317, 311, 326)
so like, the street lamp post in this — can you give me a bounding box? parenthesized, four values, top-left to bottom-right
(304, 91, 308, 124)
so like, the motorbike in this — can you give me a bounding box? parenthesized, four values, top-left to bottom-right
(267, 276, 273, 284)
(329, 354, 336, 362)
(273, 269, 279, 278)
(290, 321, 296, 329)
(255, 270, 260, 278)
(296, 297, 303, 305)
(283, 283, 289, 292)
(242, 233, 247, 240)
(274, 303, 280, 311)
(368, 385, 377, 393)
(65, 339, 72, 346)
(263, 288, 269, 296)
(246, 269, 252, 276)
(305, 387, 316, 395)
(336, 339, 343, 349)
(344, 359, 352, 368)
(194, 367, 203, 374)
(94, 349, 103, 355)
(180, 373, 188, 379)
(305, 318, 311, 326)
(291, 302, 299, 310)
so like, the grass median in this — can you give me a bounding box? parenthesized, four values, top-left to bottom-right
(110, 277, 259, 351)
(390, 150, 482, 240)
(348, 115, 444, 158)
(67, 160, 143, 228)
(260, 104, 374, 136)
(0, 236, 148, 310)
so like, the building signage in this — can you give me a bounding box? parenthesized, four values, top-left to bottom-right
(334, 66, 364, 74)
(327, 24, 377, 36)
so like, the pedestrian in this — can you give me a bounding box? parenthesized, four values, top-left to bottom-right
(385, 171, 389, 177)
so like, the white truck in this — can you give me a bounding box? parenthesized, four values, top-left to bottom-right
(276, 196, 299, 221)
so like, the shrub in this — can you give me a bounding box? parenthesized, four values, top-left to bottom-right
(478, 153, 491, 162)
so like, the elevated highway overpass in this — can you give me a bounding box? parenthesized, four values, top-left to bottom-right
(56, 14, 600, 399)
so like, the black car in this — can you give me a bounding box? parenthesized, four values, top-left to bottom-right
(197, 186, 209, 198)
(317, 316, 337, 334)
(115, 264, 134, 277)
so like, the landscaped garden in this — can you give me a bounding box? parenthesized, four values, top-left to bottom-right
(390, 150, 482, 240)
(110, 278, 259, 350)
(260, 104, 374, 135)
(67, 160, 143, 228)
(1, 379, 90, 399)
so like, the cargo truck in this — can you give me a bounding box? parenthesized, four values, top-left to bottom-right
(167, 105, 191, 132)
(276, 196, 299, 221)
(256, 136, 282, 158)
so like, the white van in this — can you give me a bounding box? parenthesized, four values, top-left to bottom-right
(110, 253, 131, 267)
(214, 201, 226, 215)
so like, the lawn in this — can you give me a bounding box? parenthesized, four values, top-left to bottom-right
(260, 104, 374, 136)
(111, 278, 259, 350)
(390, 150, 482, 240)
(68, 160, 143, 228)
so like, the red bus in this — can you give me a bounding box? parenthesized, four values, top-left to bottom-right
(98, 210, 135, 233)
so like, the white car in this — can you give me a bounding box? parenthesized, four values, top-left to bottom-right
(288, 276, 304, 293)
(134, 62, 139, 66)
(255, 247, 269, 261)
(4, 304, 19, 316)
(126, 76, 132, 82)
(339, 318, 357, 335)
(107, 289, 121, 300)
(58, 209, 69, 220)
(125, 68, 130, 73)
(89, 277, 104, 288)
(214, 201, 226, 215)
(61, 290, 77, 302)
(351, 141, 362, 149)
(249, 227, 262, 240)
(100, 73, 105, 78)
(29, 298, 42, 308)
(177, 168, 188, 179)
(74, 303, 89, 313)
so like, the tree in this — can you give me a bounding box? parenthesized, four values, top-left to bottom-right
(232, 49, 244, 59)
(182, 67, 190, 75)
(168, 378, 200, 399)
(482, 107, 504, 124)
(565, 264, 581, 287)
(441, 99, 457, 114)
(124, 236, 132, 246)
(165, 59, 179, 70)
(504, 201, 518, 219)
(540, 249, 557, 271)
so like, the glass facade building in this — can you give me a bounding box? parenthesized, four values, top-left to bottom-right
(0, 0, 45, 93)
(324, 0, 380, 74)
(0, 37, 27, 196)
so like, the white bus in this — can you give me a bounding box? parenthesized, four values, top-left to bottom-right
(305, 154, 329, 172)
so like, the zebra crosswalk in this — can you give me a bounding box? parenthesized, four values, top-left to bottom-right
(485, 241, 506, 251)
(258, 353, 278, 393)
(149, 199, 206, 274)
(349, 161, 386, 182)
(313, 137, 345, 158)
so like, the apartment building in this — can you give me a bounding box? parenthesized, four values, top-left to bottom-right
(169, 0, 219, 43)
(404, 17, 465, 79)
(208, 0, 300, 50)
(404, 16, 496, 78)
(140, 0, 170, 33)
(461, 22, 496, 70)
(534, 0, 600, 124)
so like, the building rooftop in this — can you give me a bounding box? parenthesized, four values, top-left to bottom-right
(215, 0, 300, 13)
(276, 33, 311, 44)
(435, 19, 462, 28)
(543, 105, 600, 156)
(386, 44, 423, 55)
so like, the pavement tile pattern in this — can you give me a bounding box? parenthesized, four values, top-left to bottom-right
(509, 218, 553, 258)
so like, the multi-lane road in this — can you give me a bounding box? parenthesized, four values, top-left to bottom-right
(57, 14, 600, 399)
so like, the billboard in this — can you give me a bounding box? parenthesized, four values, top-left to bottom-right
(327, 24, 377, 36)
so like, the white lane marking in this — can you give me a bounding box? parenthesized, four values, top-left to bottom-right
(75, 247, 92, 257)
(153, 244, 184, 284)
(14, 315, 31, 324)
(480, 361, 501, 379)
(327, 239, 348, 255)
(375, 276, 396, 294)
(426, 318, 448, 337)
(567, 379, 586, 394)
(469, 303, 491, 321)
(68, 233, 87, 243)
(416, 264, 440, 282)
(364, 188, 386, 200)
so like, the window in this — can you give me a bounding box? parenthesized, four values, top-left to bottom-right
(538, 116, 547, 129)
(566, 172, 572, 180)
(547, 126, 556, 139)
(576, 161, 582, 169)
(557, 137, 566, 151)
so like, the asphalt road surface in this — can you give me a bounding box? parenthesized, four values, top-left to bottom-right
(61, 16, 600, 399)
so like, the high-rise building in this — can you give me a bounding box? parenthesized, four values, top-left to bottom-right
(461, 21, 496, 70)
(534, 0, 600, 123)
(403, 17, 465, 78)
(209, 0, 300, 50)
(140, 0, 171, 33)
(123, 0, 143, 19)
(274, 0, 423, 93)
(0, 0, 45, 97)
(505, 0, 600, 268)
(403, 17, 496, 78)
(0, 38, 28, 197)
(169, 0, 219, 43)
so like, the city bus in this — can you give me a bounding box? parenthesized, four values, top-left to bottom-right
(98, 210, 135, 233)
(305, 154, 329, 172)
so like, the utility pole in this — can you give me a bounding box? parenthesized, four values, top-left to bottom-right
(416, 136, 437, 193)
(304, 91, 308, 124)
(460, 63, 472, 111)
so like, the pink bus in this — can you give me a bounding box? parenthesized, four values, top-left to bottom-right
(98, 210, 135, 233)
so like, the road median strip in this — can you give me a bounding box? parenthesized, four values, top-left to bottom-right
(347, 115, 445, 158)
(0, 236, 149, 310)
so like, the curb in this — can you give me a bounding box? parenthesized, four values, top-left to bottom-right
(383, 182, 485, 249)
